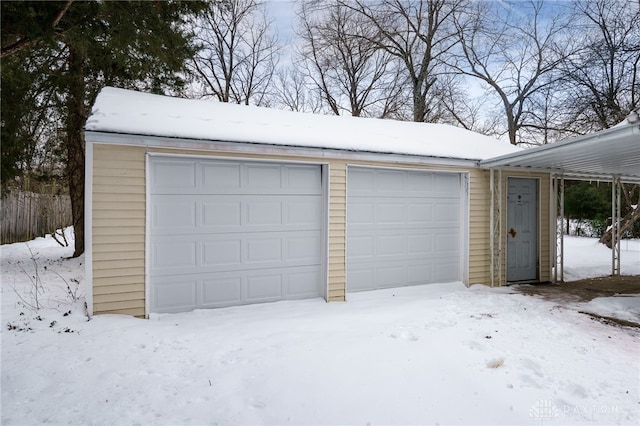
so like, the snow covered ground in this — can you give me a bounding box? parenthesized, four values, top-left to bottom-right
(563, 236, 640, 281)
(1, 231, 639, 425)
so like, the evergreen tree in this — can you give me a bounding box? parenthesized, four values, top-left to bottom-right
(564, 181, 609, 235)
(1, 1, 205, 256)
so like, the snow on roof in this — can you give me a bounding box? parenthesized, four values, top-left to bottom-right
(85, 87, 521, 161)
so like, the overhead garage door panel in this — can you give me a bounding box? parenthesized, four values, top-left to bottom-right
(151, 160, 321, 195)
(151, 231, 321, 274)
(151, 194, 322, 235)
(152, 265, 322, 312)
(150, 158, 323, 313)
(348, 197, 460, 229)
(347, 167, 462, 293)
(348, 168, 460, 196)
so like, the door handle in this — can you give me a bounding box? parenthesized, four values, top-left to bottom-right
(508, 228, 517, 238)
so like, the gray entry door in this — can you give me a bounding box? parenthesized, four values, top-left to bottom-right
(347, 167, 462, 292)
(149, 157, 323, 313)
(506, 178, 538, 282)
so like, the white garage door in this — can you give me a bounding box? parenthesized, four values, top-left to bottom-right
(347, 167, 462, 292)
(150, 157, 323, 313)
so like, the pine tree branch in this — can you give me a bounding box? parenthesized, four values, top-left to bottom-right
(52, 0, 74, 28)
(1, 0, 74, 58)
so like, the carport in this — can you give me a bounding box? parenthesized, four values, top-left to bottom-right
(480, 111, 640, 284)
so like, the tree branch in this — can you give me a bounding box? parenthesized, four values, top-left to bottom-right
(1, 0, 74, 58)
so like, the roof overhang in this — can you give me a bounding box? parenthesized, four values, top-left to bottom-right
(480, 120, 640, 184)
(84, 130, 480, 168)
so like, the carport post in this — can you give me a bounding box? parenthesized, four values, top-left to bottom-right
(554, 175, 564, 283)
(612, 177, 621, 276)
(490, 169, 494, 287)
(489, 168, 502, 287)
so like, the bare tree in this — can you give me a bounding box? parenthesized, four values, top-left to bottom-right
(600, 182, 640, 248)
(297, 0, 401, 117)
(267, 65, 323, 113)
(519, 80, 572, 145)
(556, 1, 640, 248)
(453, 0, 576, 145)
(190, 0, 279, 105)
(419, 72, 497, 131)
(560, 0, 640, 133)
(339, 0, 466, 123)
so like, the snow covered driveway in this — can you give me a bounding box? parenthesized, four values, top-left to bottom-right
(2, 233, 639, 425)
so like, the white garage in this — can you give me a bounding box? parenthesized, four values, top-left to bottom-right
(347, 167, 465, 292)
(149, 157, 324, 313)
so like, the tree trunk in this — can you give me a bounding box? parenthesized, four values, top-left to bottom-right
(412, 84, 426, 122)
(66, 44, 86, 257)
(599, 206, 640, 249)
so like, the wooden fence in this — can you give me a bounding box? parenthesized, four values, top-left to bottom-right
(1, 190, 72, 244)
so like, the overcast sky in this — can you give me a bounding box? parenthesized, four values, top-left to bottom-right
(266, 0, 298, 43)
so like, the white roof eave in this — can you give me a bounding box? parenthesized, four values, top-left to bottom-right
(84, 129, 481, 168)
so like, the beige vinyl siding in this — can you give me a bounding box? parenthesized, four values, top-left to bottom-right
(541, 183, 551, 282)
(92, 144, 146, 316)
(468, 169, 491, 284)
(537, 174, 551, 282)
(466, 170, 552, 286)
(328, 162, 347, 301)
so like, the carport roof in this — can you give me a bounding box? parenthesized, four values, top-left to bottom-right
(480, 115, 640, 183)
